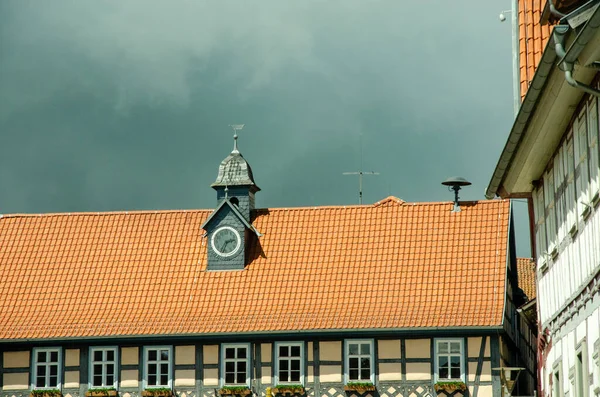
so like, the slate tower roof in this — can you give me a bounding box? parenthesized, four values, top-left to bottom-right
(211, 139, 260, 193)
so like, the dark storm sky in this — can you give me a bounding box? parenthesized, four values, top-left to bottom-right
(0, 0, 530, 255)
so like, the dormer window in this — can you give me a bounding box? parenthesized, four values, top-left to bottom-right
(230, 197, 240, 207)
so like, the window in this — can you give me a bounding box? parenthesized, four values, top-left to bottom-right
(275, 342, 303, 385)
(435, 339, 464, 381)
(221, 344, 250, 386)
(144, 346, 172, 389)
(574, 113, 590, 217)
(33, 348, 61, 389)
(534, 186, 548, 263)
(575, 342, 589, 397)
(553, 363, 563, 397)
(566, 133, 577, 230)
(544, 167, 557, 251)
(90, 347, 118, 388)
(587, 98, 599, 199)
(345, 340, 374, 383)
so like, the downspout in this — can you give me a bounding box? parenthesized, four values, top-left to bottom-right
(553, 24, 600, 96)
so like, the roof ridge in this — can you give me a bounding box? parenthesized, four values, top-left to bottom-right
(0, 208, 212, 219)
(0, 197, 509, 218)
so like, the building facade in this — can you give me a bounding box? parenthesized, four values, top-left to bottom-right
(487, 1, 600, 396)
(1, 137, 534, 397)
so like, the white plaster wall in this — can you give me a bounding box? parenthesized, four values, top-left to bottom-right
(535, 192, 600, 325)
(543, 304, 600, 397)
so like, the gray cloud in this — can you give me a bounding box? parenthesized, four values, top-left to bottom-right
(0, 0, 529, 254)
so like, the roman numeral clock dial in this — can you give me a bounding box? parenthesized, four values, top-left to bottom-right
(211, 226, 242, 257)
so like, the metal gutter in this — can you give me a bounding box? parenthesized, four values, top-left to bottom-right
(558, 4, 600, 96)
(486, 4, 600, 199)
(485, 35, 558, 199)
(0, 326, 506, 345)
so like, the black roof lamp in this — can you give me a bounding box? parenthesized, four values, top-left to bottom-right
(441, 176, 472, 212)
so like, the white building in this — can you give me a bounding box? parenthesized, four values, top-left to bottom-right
(486, 1, 600, 396)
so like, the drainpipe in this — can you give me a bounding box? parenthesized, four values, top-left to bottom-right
(553, 24, 600, 97)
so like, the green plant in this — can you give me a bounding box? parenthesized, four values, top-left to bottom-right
(433, 381, 467, 393)
(86, 388, 117, 396)
(218, 386, 251, 395)
(344, 382, 375, 391)
(31, 390, 61, 397)
(142, 389, 172, 396)
(273, 385, 305, 394)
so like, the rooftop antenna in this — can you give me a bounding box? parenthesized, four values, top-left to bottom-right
(441, 176, 472, 212)
(343, 134, 379, 204)
(229, 124, 245, 153)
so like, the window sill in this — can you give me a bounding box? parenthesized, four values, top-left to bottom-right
(550, 246, 559, 259)
(538, 259, 549, 274)
(569, 223, 578, 237)
(592, 191, 600, 207)
(582, 204, 593, 220)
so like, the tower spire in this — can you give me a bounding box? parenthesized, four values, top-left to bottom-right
(229, 124, 244, 154)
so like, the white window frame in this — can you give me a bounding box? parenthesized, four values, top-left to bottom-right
(565, 132, 577, 232)
(344, 339, 374, 384)
(274, 342, 304, 385)
(143, 346, 173, 389)
(434, 339, 465, 382)
(221, 343, 251, 387)
(544, 167, 557, 254)
(32, 347, 62, 390)
(89, 347, 118, 389)
(534, 186, 548, 266)
(553, 360, 564, 397)
(575, 341, 590, 397)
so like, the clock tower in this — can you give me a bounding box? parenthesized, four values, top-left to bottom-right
(202, 126, 261, 271)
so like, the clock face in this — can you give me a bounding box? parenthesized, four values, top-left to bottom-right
(211, 226, 241, 257)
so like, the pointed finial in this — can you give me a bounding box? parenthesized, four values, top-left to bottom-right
(224, 185, 229, 198)
(229, 124, 245, 154)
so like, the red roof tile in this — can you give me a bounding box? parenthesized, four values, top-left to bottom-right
(0, 198, 511, 340)
(519, 0, 552, 100)
(517, 257, 536, 300)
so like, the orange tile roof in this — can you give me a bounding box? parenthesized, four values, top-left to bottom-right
(519, 0, 552, 100)
(0, 197, 510, 340)
(517, 257, 536, 301)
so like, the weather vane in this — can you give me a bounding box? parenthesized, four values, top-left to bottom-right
(343, 133, 379, 204)
(229, 124, 245, 153)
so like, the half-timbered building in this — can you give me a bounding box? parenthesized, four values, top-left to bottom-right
(1, 137, 534, 397)
(486, 1, 600, 396)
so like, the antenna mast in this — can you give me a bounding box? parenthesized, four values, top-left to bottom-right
(343, 134, 379, 204)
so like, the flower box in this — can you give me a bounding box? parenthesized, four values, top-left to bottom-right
(86, 389, 118, 397)
(30, 390, 62, 397)
(218, 387, 252, 396)
(433, 382, 467, 393)
(271, 385, 305, 395)
(344, 383, 376, 393)
(141, 389, 173, 397)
